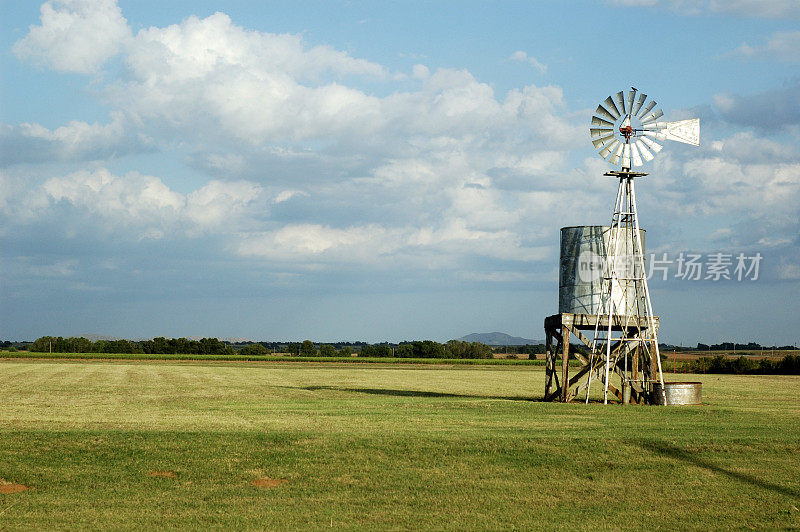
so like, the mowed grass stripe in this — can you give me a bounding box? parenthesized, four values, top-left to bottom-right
(0, 360, 798, 529)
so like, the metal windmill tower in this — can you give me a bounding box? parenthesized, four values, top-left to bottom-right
(590, 87, 700, 403)
(543, 87, 699, 404)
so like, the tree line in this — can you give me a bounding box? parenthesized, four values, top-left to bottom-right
(359, 340, 493, 359)
(25, 336, 495, 359)
(28, 336, 234, 355)
(686, 354, 800, 375)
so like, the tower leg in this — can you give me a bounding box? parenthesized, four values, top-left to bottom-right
(561, 337, 570, 402)
(544, 330, 553, 398)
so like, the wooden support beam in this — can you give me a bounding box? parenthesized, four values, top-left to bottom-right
(564, 323, 592, 349)
(561, 336, 570, 402)
(607, 383, 622, 402)
(544, 330, 553, 398)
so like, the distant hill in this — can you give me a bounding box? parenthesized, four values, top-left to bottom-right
(457, 332, 541, 346)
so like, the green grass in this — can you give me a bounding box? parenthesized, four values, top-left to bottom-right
(0, 360, 798, 530)
(2, 351, 544, 365)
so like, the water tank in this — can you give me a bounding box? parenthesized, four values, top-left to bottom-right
(559, 225, 646, 316)
(650, 382, 702, 405)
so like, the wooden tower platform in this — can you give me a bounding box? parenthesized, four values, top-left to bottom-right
(543, 312, 660, 403)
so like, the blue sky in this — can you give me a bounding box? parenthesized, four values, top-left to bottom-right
(1, 0, 798, 344)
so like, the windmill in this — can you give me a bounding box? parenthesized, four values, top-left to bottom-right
(542, 87, 699, 404)
(588, 87, 699, 404)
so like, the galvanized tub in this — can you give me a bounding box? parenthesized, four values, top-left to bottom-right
(650, 382, 702, 405)
(559, 225, 646, 316)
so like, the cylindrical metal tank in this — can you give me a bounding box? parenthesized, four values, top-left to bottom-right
(650, 382, 702, 405)
(559, 225, 646, 316)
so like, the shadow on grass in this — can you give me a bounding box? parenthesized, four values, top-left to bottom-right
(639, 440, 800, 499)
(294, 385, 542, 402)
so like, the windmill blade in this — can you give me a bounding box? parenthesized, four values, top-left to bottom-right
(590, 127, 613, 138)
(641, 108, 664, 124)
(626, 91, 635, 115)
(644, 130, 667, 141)
(631, 93, 646, 116)
(615, 91, 626, 115)
(635, 140, 655, 162)
(603, 96, 621, 119)
(637, 99, 656, 118)
(595, 104, 617, 122)
(621, 143, 631, 168)
(592, 133, 616, 149)
(640, 136, 663, 153)
(662, 118, 700, 146)
(609, 142, 624, 165)
(599, 139, 620, 159)
(630, 142, 644, 167)
(591, 116, 614, 127)
(589, 89, 700, 168)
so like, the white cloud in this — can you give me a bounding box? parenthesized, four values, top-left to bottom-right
(98, 11, 573, 151)
(708, 0, 800, 18)
(713, 81, 800, 129)
(735, 30, 800, 62)
(9, 3, 798, 286)
(234, 219, 546, 267)
(13, 0, 131, 73)
(508, 51, 547, 73)
(110, 12, 388, 144)
(7, 5, 584, 274)
(236, 224, 393, 261)
(274, 190, 309, 203)
(0, 114, 152, 166)
(185, 179, 263, 230)
(609, 0, 800, 18)
(28, 168, 263, 239)
(707, 132, 799, 163)
(412, 64, 430, 79)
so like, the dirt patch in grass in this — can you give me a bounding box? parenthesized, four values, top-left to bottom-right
(148, 471, 177, 478)
(0, 483, 28, 494)
(253, 477, 288, 488)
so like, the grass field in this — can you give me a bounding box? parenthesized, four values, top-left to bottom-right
(1, 360, 798, 530)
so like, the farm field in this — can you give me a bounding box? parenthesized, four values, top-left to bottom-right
(0, 360, 798, 530)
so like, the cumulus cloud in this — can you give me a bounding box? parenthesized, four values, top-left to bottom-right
(735, 30, 800, 62)
(13, 0, 131, 73)
(708, 0, 800, 18)
(713, 81, 800, 130)
(707, 132, 799, 163)
(98, 11, 575, 151)
(508, 51, 547, 73)
(609, 0, 800, 18)
(637, 125, 800, 256)
(25, 168, 263, 239)
(8, 1, 798, 287)
(109, 12, 388, 144)
(6, 4, 586, 279)
(235, 219, 547, 267)
(0, 114, 152, 166)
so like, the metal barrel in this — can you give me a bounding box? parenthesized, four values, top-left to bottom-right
(650, 382, 702, 405)
(559, 226, 646, 316)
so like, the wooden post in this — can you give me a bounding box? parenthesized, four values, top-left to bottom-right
(561, 330, 570, 402)
(544, 331, 553, 398)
